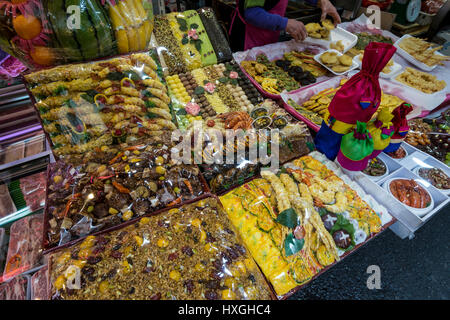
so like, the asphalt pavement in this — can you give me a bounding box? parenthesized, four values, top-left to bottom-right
(290, 205, 450, 300)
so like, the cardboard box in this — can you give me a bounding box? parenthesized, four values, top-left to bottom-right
(357, 7, 396, 30)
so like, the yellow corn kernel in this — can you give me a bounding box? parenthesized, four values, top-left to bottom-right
(159, 176, 165, 181)
(168, 208, 179, 214)
(134, 236, 143, 246)
(221, 289, 236, 300)
(54, 275, 66, 290)
(124, 246, 133, 257)
(195, 263, 205, 272)
(204, 243, 218, 253)
(72, 260, 86, 269)
(78, 248, 91, 260)
(109, 207, 119, 215)
(169, 270, 181, 281)
(133, 150, 140, 155)
(191, 218, 201, 228)
(155, 166, 166, 175)
(236, 261, 246, 274)
(196, 200, 206, 208)
(53, 175, 63, 184)
(100, 145, 108, 152)
(224, 277, 236, 289)
(124, 164, 131, 172)
(123, 210, 133, 221)
(157, 238, 169, 248)
(130, 158, 140, 163)
(56, 252, 71, 264)
(99, 280, 109, 294)
(199, 229, 206, 243)
(80, 236, 96, 249)
(155, 156, 164, 165)
(122, 155, 128, 161)
(139, 217, 150, 225)
(243, 258, 254, 271)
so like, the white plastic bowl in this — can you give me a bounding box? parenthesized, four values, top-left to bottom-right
(361, 158, 389, 182)
(383, 178, 434, 217)
(413, 166, 450, 196)
(384, 146, 408, 161)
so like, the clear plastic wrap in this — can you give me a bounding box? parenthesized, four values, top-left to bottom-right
(0, 0, 154, 69)
(23, 50, 175, 160)
(0, 183, 16, 219)
(166, 61, 263, 129)
(48, 197, 273, 300)
(220, 154, 389, 298)
(44, 134, 209, 250)
(3, 213, 44, 281)
(19, 171, 47, 211)
(0, 274, 30, 300)
(154, 9, 232, 75)
(31, 264, 49, 300)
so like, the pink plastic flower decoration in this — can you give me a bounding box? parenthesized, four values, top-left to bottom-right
(204, 82, 216, 93)
(185, 102, 200, 116)
(188, 29, 198, 40)
(229, 71, 238, 79)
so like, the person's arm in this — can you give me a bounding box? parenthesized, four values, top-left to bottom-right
(244, 7, 288, 31)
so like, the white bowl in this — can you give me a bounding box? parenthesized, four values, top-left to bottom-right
(413, 166, 450, 196)
(383, 178, 434, 217)
(384, 146, 408, 161)
(361, 158, 389, 182)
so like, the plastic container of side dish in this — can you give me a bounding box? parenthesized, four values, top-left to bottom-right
(360, 157, 390, 182)
(0, 274, 31, 300)
(383, 178, 434, 217)
(304, 26, 358, 53)
(393, 34, 446, 72)
(314, 50, 358, 76)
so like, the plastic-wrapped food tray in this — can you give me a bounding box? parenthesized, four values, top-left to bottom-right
(46, 195, 276, 300)
(220, 152, 394, 299)
(22, 49, 171, 161)
(43, 144, 211, 253)
(30, 265, 49, 300)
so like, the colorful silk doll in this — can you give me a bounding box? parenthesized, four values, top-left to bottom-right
(367, 107, 394, 159)
(337, 121, 374, 171)
(315, 42, 396, 160)
(384, 102, 413, 153)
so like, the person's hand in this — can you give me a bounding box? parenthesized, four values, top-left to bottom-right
(318, 0, 341, 25)
(286, 19, 307, 41)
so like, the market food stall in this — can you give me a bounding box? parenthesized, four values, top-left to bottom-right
(0, 0, 448, 300)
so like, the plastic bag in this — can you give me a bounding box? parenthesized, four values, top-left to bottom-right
(154, 9, 232, 75)
(0, 0, 154, 69)
(48, 197, 273, 300)
(23, 50, 174, 160)
(45, 134, 208, 250)
(3, 213, 44, 281)
(337, 121, 374, 171)
(0, 275, 29, 300)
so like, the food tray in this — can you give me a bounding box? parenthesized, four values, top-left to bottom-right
(304, 26, 358, 53)
(46, 194, 277, 300)
(347, 143, 450, 234)
(220, 152, 394, 299)
(233, 40, 329, 100)
(281, 76, 346, 132)
(42, 161, 211, 254)
(22, 49, 169, 161)
(314, 50, 359, 76)
(390, 72, 447, 97)
(393, 34, 445, 72)
(352, 54, 403, 79)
